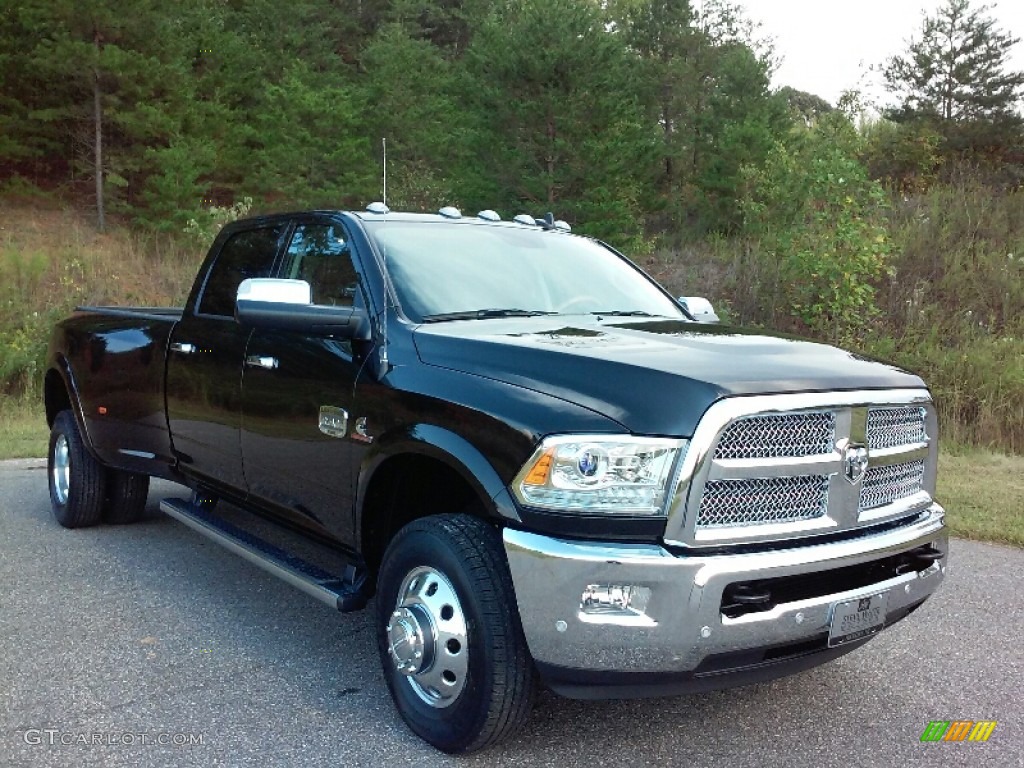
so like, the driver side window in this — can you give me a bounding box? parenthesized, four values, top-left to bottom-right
(281, 222, 360, 308)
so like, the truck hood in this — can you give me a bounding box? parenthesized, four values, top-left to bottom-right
(412, 318, 924, 436)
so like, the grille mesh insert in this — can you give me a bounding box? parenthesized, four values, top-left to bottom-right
(713, 412, 836, 460)
(859, 460, 925, 511)
(866, 407, 927, 450)
(697, 476, 829, 528)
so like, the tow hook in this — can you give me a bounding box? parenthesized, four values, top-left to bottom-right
(722, 583, 772, 616)
(896, 545, 944, 575)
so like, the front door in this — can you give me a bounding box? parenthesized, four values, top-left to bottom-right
(240, 218, 369, 547)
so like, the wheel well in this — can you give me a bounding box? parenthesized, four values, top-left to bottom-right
(360, 453, 491, 577)
(44, 369, 72, 427)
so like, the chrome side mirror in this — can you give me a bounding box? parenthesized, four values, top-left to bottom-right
(678, 296, 720, 323)
(237, 278, 312, 305)
(235, 278, 370, 340)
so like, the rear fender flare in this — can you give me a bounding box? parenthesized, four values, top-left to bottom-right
(46, 358, 102, 462)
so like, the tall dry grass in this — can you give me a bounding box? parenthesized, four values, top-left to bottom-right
(0, 204, 201, 395)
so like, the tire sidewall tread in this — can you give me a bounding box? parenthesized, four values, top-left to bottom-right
(103, 470, 150, 524)
(376, 514, 535, 754)
(48, 410, 105, 528)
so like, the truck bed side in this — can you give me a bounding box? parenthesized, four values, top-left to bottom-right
(48, 306, 182, 478)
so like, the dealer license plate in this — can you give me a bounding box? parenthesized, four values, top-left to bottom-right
(828, 592, 889, 647)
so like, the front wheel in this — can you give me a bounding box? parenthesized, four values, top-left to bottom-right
(376, 514, 536, 754)
(48, 410, 106, 528)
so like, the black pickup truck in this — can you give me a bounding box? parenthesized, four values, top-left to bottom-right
(45, 205, 948, 753)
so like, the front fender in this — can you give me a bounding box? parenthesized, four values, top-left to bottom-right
(354, 423, 521, 529)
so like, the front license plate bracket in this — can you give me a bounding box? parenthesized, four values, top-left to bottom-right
(828, 591, 889, 647)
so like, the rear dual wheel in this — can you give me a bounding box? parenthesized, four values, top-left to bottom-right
(376, 514, 536, 754)
(48, 409, 149, 528)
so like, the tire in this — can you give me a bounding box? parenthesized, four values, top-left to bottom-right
(376, 514, 536, 754)
(48, 409, 105, 529)
(102, 470, 150, 524)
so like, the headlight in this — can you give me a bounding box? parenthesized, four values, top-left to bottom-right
(511, 435, 687, 516)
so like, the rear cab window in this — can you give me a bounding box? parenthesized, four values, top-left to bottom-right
(197, 225, 286, 317)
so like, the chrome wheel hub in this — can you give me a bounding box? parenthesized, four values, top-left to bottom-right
(387, 566, 468, 708)
(387, 605, 432, 675)
(52, 434, 70, 505)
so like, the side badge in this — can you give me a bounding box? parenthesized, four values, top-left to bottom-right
(352, 416, 374, 444)
(319, 406, 348, 438)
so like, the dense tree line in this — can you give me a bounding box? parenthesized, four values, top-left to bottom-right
(0, 0, 786, 241)
(0, 0, 1021, 245)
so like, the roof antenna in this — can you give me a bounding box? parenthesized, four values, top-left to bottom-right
(382, 137, 387, 207)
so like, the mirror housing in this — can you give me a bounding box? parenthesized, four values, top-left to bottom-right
(237, 277, 312, 305)
(235, 278, 371, 340)
(678, 296, 720, 324)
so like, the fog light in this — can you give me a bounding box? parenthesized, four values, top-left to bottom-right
(580, 584, 652, 618)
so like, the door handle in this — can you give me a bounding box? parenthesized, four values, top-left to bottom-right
(245, 355, 279, 370)
(170, 342, 197, 354)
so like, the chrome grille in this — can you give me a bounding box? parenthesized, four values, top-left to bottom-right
(669, 391, 937, 547)
(867, 406, 927, 450)
(713, 412, 836, 459)
(697, 476, 829, 528)
(859, 460, 925, 511)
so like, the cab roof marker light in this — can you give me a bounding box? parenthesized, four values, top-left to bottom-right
(439, 206, 462, 219)
(553, 220, 571, 232)
(513, 214, 536, 226)
(366, 201, 390, 214)
(477, 210, 501, 222)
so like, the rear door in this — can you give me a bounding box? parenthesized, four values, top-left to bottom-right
(240, 216, 370, 546)
(166, 223, 287, 495)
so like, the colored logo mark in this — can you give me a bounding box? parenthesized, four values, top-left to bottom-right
(920, 720, 997, 742)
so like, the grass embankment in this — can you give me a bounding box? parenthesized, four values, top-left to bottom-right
(0, 203, 199, 395)
(0, 398, 45, 459)
(938, 449, 1024, 547)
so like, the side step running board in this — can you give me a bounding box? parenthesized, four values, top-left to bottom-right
(160, 497, 368, 612)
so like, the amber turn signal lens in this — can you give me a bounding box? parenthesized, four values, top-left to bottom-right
(523, 450, 554, 485)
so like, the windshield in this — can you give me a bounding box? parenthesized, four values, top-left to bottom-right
(364, 221, 685, 323)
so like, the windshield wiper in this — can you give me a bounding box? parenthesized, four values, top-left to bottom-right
(588, 310, 657, 317)
(421, 308, 558, 323)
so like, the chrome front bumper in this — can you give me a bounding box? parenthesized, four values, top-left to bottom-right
(504, 505, 947, 691)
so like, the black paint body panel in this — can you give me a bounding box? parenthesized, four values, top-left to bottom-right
(47, 308, 180, 476)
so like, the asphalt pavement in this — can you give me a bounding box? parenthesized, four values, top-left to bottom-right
(1, 458, 1021, 767)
